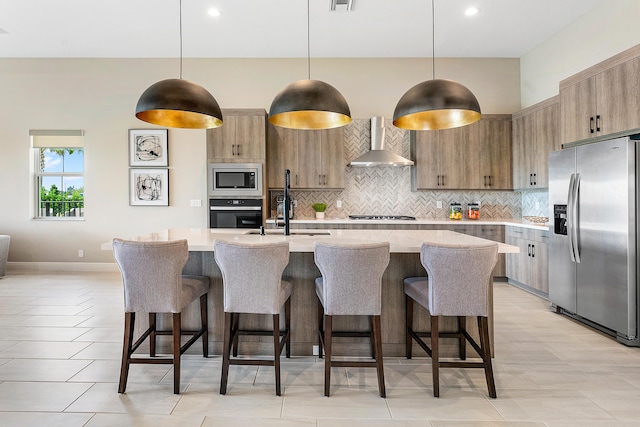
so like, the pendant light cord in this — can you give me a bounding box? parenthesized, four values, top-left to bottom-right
(179, 0, 183, 79)
(431, 0, 435, 80)
(307, 0, 311, 79)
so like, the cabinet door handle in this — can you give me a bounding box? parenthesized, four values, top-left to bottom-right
(441, 175, 445, 186)
(295, 174, 299, 186)
(531, 244, 535, 258)
(529, 173, 532, 186)
(488, 175, 492, 186)
(596, 115, 601, 133)
(532, 173, 536, 186)
(236, 144, 241, 156)
(590, 117, 595, 134)
(527, 244, 531, 257)
(483, 175, 487, 186)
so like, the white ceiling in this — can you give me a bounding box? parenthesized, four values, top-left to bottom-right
(0, 0, 604, 59)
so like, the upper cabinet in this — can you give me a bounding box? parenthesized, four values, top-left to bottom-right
(207, 109, 267, 162)
(411, 115, 512, 190)
(512, 97, 560, 190)
(267, 126, 345, 190)
(468, 115, 513, 190)
(560, 45, 640, 145)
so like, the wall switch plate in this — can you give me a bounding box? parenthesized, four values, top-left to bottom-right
(437, 201, 442, 209)
(337, 200, 342, 208)
(78, 249, 84, 258)
(312, 345, 319, 356)
(190, 199, 202, 207)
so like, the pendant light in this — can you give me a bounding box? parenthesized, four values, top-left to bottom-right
(268, 0, 351, 130)
(393, 0, 480, 131)
(135, 0, 223, 129)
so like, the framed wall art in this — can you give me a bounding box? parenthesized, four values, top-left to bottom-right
(129, 168, 169, 206)
(129, 129, 168, 167)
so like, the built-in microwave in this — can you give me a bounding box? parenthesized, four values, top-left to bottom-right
(208, 163, 263, 197)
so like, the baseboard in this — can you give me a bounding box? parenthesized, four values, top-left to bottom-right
(7, 261, 119, 273)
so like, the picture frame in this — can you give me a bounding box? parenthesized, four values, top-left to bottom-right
(129, 129, 168, 167)
(129, 168, 169, 206)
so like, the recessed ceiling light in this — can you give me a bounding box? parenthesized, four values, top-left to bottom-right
(208, 8, 221, 17)
(465, 7, 480, 16)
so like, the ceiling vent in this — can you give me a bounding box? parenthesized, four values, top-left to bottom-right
(331, 0, 353, 12)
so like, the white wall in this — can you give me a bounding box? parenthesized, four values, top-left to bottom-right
(0, 57, 519, 263)
(520, 0, 640, 108)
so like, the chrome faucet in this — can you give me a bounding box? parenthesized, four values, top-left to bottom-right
(283, 169, 291, 236)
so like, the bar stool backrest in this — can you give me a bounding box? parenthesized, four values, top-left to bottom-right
(214, 240, 290, 314)
(420, 243, 498, 317)
(113, 239, 189, 313)
(314, 242, 390, 316)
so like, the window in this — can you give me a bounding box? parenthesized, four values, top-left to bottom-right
(30, 130, 84, 219)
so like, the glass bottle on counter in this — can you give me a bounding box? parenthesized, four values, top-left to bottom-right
(449, 202, 463, 220)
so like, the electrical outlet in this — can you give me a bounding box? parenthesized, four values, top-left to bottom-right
(190, 199, 202, 207)
(293, 199, 298, 207)
(78, 249, 84, 258)
(312, 345, 319, 356)
(437, 201, 442, 209)
(336, 200, 342, 208)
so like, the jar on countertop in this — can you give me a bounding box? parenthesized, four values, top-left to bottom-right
(449, 202, 463, 220)
(467, 202, 480, 220)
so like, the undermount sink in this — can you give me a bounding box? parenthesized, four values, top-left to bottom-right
(245, 229, 331, 236)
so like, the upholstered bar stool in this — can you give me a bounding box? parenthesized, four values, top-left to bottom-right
(214, 240, 292, 396)
(314, 241, 390, 397)
(112, 238, 210, 394)
(404, 242, 498, 398)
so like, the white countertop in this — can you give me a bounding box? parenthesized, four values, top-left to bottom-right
(274, 217, 550, 231)
(102, 228, 519, 254)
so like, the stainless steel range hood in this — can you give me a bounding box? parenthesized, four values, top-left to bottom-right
(349, 117, 414, 167)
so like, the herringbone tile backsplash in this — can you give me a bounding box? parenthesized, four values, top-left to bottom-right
(270, 118, 545, 220)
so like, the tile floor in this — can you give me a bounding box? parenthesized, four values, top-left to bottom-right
(0, 270, 639, 427)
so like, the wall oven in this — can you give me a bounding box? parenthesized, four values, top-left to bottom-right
(209, 198, 262, 229)
(208, 163, 262, 198)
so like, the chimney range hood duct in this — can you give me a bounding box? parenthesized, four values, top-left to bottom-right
(349, 117, 414, 167)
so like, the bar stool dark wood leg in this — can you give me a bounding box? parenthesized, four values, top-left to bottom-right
(273, 314, 282, 396)
(285, 298, 291, 358)
(372, 315, 386, 398)
(172, 313, 181, 394)
(478, 316, 497, 398)
(431, 315, 440, 398)
(317, 299, 324, 359)
(200, 294, 209, 357)
(324, 315, 333, 397)
(458, 316, 466, 361)
(118, 312, 135, 394)
(405, 296, 414, 359)
(220, 312, 232, 395)
(149, 313, 156, 357)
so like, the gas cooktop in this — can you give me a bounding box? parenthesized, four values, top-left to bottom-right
(349, 215, 416, 221)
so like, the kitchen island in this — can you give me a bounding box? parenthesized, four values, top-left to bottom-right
(105, 228, 517, 357)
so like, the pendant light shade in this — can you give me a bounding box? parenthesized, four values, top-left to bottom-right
(268, 79, 351, 130)
(393, 0, 481, 131)
(268, 0, 351, 130)
(393, 79, 481, 130)
(136, 78, 223, 129)
(135, 0, 223, 129)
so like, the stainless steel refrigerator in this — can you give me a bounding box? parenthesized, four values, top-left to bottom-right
(548, 135, 639, 346)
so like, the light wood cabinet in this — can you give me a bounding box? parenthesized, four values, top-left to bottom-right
(267, 126, 344, 189)
(467, 115, 512, 189)
(505, 226, 549, 296)
(207, 109, 266, 162)
(411, 115, 512, 190)
(560, 48, 640, 145)
(511, 98, 560, 189)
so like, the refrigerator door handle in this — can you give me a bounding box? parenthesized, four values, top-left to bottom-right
(567, 173, 577, 263)
(572, 173, 581, 263)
